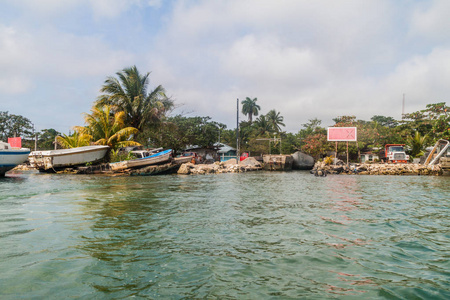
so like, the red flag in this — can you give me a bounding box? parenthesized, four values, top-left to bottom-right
(8, 137, 22, 148)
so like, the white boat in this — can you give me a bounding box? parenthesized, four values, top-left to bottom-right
(110, 149, 172, 172)
(0, 141, 31, 176)
(29, 145, 109, 172)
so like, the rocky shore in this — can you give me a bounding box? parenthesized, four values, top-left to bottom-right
(177, 157, 262, 175)
(312, 161, 443, 176)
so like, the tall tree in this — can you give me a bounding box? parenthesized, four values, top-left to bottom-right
(75, 105, 141, 149)
(0, 111, 34, 141)
(253, 115, 272, 136)
(37, 129, 61, 150)
(241, 97, 261, 123)
(371, 115, 398, 128)
(266, 109, 285, 132)
(148, 115, 225, 153)
(96, 66, 174, 136)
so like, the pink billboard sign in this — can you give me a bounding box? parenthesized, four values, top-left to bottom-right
(327, 127, 357, 142)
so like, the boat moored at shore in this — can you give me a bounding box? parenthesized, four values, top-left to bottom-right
(109, 149, 172, 172)
(0, 141, 31, 176)
(29, 145, 109, 172)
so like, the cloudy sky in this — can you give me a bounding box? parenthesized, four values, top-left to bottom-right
(1, 0, 449, 134)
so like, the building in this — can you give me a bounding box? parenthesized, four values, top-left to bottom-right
(360, 152, 379, 163)
(215, 143, 237, 162)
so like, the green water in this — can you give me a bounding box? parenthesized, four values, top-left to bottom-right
(0, 171, 449, 299)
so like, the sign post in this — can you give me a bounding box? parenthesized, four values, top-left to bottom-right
(327, 127, 357, 166)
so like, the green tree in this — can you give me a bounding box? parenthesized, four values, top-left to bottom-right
(56, 131, 92, 149)
(406, 131, 428, 159)
(402, 102, 450, 141)
(96, 66, 174, 137)
(76, 105, 141, 150)
(149, 115, 225, 154)
(266, 109, 285, 132)
(371, 115, 398, 128)
(300, 132, 330, 160)
(37, 129, 61, 150)
(0, 111, 34, 141)
(241, 97, 261, 123)
(253, 115, 272, 136)
(299, 118, 325, 139)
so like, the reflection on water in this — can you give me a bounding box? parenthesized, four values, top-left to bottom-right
(0, 171, 449, 299)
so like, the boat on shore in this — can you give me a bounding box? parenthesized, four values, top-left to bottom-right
(109, 149, 172, 172)
(0, 141, 31, 176)
(29, 145, 109, 172)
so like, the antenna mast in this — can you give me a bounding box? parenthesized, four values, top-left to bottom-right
(402, 93, 405, 119)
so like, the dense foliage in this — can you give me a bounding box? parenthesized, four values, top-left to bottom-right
(96, 65, 174, 141)
(0, 111, 34, 142)
(147, 115, 226, 153)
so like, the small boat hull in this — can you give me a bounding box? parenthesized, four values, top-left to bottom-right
(110, 149, 172, 172)
(0, 145, 30, 176)
(29, 145, 109, 171)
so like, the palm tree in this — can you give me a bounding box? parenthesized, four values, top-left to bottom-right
(56, 131, 92, 149)
(76, 105, 141, 150)
(407, 131, 428, 159)
(266, 109, 285, 132)
(96, 66, 174, 134)
(253, 115, 272, 136)
(241, 97, 261, 123)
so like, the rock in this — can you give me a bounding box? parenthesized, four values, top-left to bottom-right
(177, 163, 194, 175)
(291, 151, 315, 170)
(221, 159, 237, 166)
(239, 157, 262, 168)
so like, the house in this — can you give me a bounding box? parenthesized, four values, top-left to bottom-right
(360, 152, 379, 163)
(215, 143, 237, 162)
(184, 145, 220, 163)
(183, 143, 238, 163)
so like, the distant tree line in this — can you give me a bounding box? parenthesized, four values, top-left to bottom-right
(2, 65, 448, 162)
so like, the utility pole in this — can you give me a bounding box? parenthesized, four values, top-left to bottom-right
(34, 125, 37, 151)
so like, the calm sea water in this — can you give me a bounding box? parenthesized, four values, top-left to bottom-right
(0, 170, 449, 299)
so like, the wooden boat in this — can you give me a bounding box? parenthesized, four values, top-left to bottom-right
(109, 149, 172, 172)
(29, 145, 109, 172)
(0, 141, 31, 176)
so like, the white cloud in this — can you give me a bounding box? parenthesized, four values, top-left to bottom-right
(2, 0, 449, 133)
(0, 24, 134, 94)
(410, 0, 450, 43)
(151, 0, 450, 132)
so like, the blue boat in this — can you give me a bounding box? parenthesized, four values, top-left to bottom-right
(109, 149, 172, 172)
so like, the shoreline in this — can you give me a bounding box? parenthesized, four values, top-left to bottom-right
(11, 160, 449, 176)
(312, 162, 445, 176)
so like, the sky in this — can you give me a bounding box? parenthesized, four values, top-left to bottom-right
(1, 0, 450, 134)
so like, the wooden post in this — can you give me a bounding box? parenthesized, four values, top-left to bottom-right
(346, 141, 349, 166)
(335, 141, 338, 165)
